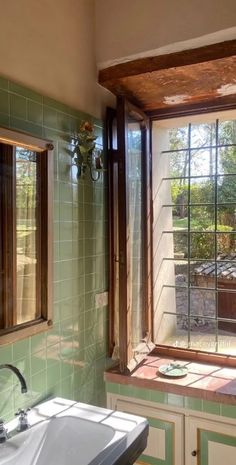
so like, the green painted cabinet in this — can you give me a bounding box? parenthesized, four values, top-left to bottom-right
(107, 392, 236, 465)
(107, 395, 184, 465)
(186, 416, 236, 465)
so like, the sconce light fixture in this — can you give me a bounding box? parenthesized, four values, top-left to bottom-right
(72, 121, 104, 182)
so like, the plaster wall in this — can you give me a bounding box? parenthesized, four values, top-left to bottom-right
(0, 0, 112, 118)
(95, 0, 236, 67)
(152, 124, 177, 344)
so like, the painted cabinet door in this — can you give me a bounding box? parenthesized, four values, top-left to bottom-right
(186, 416, 236, 465)
(107, 394, 184, 465)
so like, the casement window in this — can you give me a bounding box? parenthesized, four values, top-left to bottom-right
(108, 99, 236, 371)
(0, 128, 53, 344)
(107, 99, 152, 371)
(152, 112, 236, 357)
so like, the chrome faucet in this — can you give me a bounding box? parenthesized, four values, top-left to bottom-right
(0, 364, 27, 394)
(0, 364, 28, 442)
(0, 419, 8, 443)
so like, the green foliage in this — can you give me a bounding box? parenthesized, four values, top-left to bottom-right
(191, 224, 234, 259)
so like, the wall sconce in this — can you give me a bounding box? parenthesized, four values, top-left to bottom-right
(72, 121, 104, 182)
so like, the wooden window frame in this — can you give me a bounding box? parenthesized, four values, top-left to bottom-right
(0, 128, 53, 345)
(108, 98, 236, 369)
(107, 98, 153, 371)
(151, 102, 236, 367)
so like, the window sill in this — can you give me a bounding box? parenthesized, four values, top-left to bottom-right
(105, 354, 236, 405)
(0, 319, 51, 346)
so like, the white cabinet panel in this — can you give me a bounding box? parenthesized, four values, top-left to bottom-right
(186, 416, 236, 465)
(208, 441, 236, 465)
(108, 394, 184, 465)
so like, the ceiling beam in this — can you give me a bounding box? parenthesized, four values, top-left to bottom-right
(99, 39, 236, 86)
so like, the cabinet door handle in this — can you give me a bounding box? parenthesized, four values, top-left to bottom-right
(191, 450, 198, 457)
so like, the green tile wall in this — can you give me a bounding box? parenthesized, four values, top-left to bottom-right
(0, 76, 111, 421)
(106, 382, 236, 420)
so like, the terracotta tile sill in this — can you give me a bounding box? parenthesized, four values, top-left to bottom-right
(105, 355, 236, 405)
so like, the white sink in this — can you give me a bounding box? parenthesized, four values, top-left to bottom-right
(0, 398, 148, 465)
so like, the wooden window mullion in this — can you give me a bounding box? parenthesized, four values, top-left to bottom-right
(1, 143, 16, 328)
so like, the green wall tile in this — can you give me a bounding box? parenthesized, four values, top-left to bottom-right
(203, 400, 221, 415)
(120, 384, 135, 397)
(0, 74, 108, 421)
(9, 82, 42, 103)
(31, 333, 47, 353)
(31, 370, 47, 396)
(221, 403, 236, 419)
(167, 393, 184, 408)
(0, 76, 8, 90)
(10, 117, 43, 137)
(184, 396, 202, 411)
(149, 389, 168, 404)
(31, 350, 47, 376)
(0, 89, 9, 114)
(28, 101, 43, 124)
(0, 112, 10, 126)
(13, 339, 30, 361)
(0, 345, 13, 363)
(10, 94, 27, 119)
(43, 105, 58, 129)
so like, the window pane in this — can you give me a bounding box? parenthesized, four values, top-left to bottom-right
(127, 122, 144, 349)
(191, 260, 216, 289)
(168, 151, 189, 179)
(218, 119, 236, 145)
(216, 260, 236, 288)
(190, 206, 214, 230)
(218, 147, 236, 175)
(153, 117, 236, 356)
(190, 148, 216, 177)
(155, 312, 188, 349)
(190, 232, 215, 260)
(190, 123, 216, 148)
(217, 232, 235, 255)
(189, 288, 216, 318)
(218, 175, 236, 203)
(16, 147, 37, 324)
(168, 126, 189, 150)
(188, 318, 217, 352)
(217, 205, 236, 231)
(161, 232, 188, 259)
(190, 177, 215, 204)
(218, 321, 236, 355)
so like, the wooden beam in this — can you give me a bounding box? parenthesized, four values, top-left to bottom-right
(99, 39, 236, 85)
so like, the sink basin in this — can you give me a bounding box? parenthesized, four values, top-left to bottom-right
(0, 398, 148, 465)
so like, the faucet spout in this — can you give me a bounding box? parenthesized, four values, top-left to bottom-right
(0, 364, 27, 393)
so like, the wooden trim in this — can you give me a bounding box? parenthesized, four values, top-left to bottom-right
(106, 107, 117, 356)
(99, 39, 236, 85)
(0, 136, 54, 344)
(0, 319, 51, 345)
(36, 153, 42, 319)
(117, 96, 129, 371)
(115, 97, 153, 370)
(40, 149, 53, 322)
(1, 144, 16, 328)
(0, 127, 53, 152)
(152, 345, 236, 367)
(147, 95, 236, 120)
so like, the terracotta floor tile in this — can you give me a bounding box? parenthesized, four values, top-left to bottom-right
(217, 379, 236, 395)
(213, 367, 236, 379)
(190, 375, 228, 391)
(187, 363, 220, 375)
(133, 365, 158, 380)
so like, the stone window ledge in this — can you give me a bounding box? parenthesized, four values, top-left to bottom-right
(105, 355, 236, 405)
